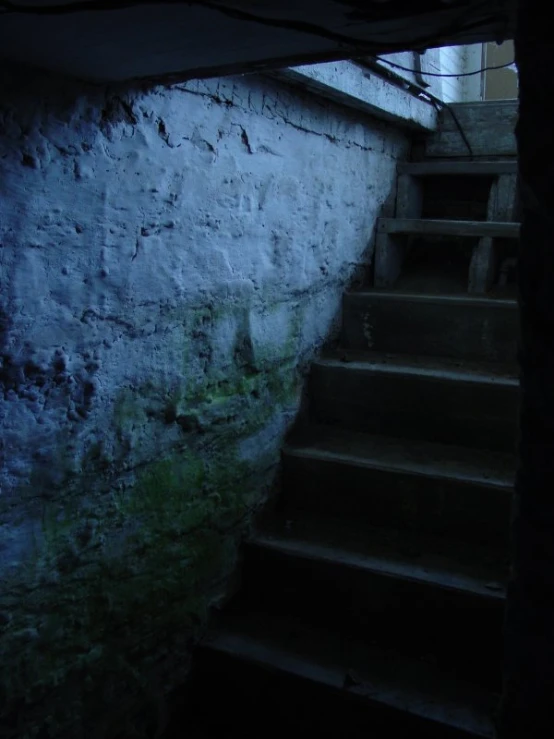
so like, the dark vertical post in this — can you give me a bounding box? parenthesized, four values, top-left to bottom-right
(497, 1, 554, 736)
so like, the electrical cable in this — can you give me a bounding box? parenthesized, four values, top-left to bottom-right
(414, 86, 475, 158)
(375, 55, 516, 77)
(372, 47, 517, 157)
(359, 55, 475, 157)
(435, 99, 474, 157)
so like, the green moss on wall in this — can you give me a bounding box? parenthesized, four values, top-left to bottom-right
(1, 447, 263, 739)
(1, 295, 308, 738)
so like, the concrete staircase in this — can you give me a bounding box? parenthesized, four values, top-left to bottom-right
(186, 105, 519, 738)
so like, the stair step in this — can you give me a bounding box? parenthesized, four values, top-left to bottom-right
(309, 353, 518, 453)
(341, 290, 518, 364)
(282, 425, 514, 547)
(378, 217, 520, 239)
(239, 524, 505, 691)
(250, 521, 508, 598)
(423, 101, 517, 159)
(193, 612, 496, 737)
(398, 161, 517, 177)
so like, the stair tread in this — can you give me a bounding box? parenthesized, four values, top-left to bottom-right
(315, 351, 518, 385)
(344, 289, 517, 309)
(378, 217, 520, 238)
(203, 612, 495, 737)
(398, 160, 517, 176)
(310, 353, 518, 453)
(284, 424, 515, 488)
(250, 519, 508, 600)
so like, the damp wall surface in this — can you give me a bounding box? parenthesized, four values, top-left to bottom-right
(0, 62, 409, 737)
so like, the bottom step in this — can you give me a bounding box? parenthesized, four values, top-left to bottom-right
(190, 613, 497, 738)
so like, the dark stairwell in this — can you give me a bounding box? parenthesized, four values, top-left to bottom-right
(180, 101, 520, 738)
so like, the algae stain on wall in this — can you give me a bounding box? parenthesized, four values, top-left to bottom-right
(0, 56, 409, 738)
(1, 299, 306, 738)
(1, 443, 265, 739)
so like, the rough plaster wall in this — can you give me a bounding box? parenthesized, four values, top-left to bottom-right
(0, 63, 408, 736)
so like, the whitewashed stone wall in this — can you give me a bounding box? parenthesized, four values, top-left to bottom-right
(0, 62, 409, 737)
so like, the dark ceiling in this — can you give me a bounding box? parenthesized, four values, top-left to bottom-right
(0, 0, 516, 83)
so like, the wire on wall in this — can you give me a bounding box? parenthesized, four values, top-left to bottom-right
(374, 55, 516, 77)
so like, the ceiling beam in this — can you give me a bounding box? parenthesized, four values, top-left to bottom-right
(0, 0, 516, 83)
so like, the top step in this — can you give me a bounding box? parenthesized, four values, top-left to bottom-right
(398, 161, 517, 177)
(423, 101, 518, 159)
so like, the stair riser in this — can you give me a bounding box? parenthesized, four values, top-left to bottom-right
(342, 295, 518, 365)
(424, 101, 517, 159)
(281, 452, 513, 549)
(310, 364, 518, 453)
(239, 544, 504, 691)
(192, 647, 487, 739)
